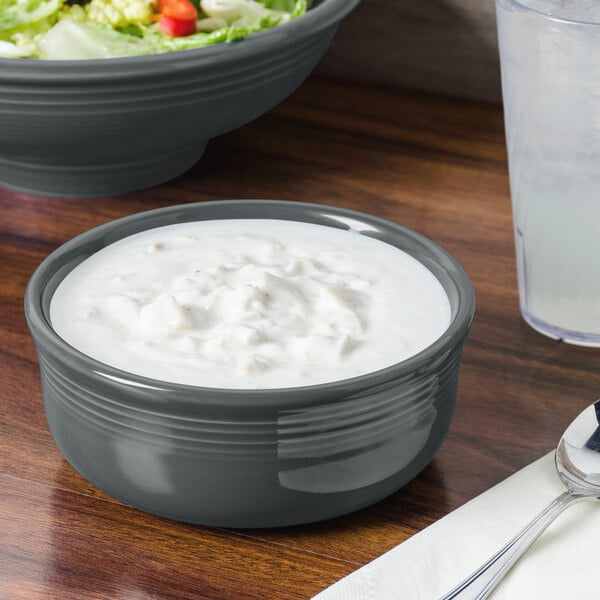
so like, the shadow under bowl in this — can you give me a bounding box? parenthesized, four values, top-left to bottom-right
(25, 199, 475, 527)
(0, 0, 359, 197)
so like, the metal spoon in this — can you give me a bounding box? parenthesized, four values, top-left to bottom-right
(440, 400, 600, 599)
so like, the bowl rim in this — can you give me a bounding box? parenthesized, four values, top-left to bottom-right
(0, 0, 360, 78)
(25, 199, 475, 409)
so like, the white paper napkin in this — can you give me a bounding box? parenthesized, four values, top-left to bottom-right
(313, 452, 600, 600)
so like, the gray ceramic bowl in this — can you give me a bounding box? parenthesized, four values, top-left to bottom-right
(25, 200, 475, 527)
(0, 0, 359, 198)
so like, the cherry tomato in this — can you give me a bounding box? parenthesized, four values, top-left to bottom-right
(159, 0, 197, 37)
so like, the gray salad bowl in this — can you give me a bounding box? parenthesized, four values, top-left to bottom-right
(25, 199, 475, 528)
(0, 0, 359, 198)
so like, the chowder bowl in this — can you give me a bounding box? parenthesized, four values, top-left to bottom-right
(25, 199, 475, 527)
(0, 0, 359, 198)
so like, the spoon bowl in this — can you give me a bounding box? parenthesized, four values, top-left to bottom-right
(441, 399, 600, 599)
(556, 402, 600, 495)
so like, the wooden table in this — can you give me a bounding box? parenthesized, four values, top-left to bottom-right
(2, 76, 600, 599)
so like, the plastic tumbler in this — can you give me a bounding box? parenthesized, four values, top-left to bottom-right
(496, 0, 600, 345)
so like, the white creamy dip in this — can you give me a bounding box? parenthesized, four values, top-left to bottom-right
(50, 219, 452, 389)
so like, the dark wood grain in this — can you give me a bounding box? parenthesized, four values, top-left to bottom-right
(317, 0, 501, 103)
(3, 75, 600, 599)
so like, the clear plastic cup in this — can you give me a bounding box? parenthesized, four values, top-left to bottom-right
(496, 0, 600, 345)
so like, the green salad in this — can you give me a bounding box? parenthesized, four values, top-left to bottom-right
(0, 0, 309, 59)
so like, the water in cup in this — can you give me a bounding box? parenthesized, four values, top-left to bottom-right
(496, 0, 600, 345)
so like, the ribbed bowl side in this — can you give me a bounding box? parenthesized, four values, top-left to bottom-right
(38, 352, 278, 454)
(36, 338, 465, 527)
(0, 30, 336, 152)
(275, 343, 464, 496)
(37, 341, 463, 453)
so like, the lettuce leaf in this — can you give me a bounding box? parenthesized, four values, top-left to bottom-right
(40, 20, 155, 58)
(0, 0, 64, 32)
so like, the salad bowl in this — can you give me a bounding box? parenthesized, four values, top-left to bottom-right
(0, 0, 359, 197)
(25, 199, 475, 527)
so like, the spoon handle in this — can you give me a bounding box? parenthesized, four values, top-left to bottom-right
(438, 490, 587, 599)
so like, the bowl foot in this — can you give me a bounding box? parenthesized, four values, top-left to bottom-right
(0, 141, 207, 198)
